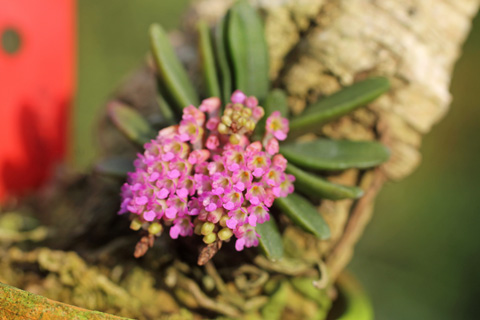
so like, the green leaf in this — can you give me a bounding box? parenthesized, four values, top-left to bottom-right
(274, 193, 330, 240)
(156, 94, 176, 125)
(95, 156, 134, 178)
(227, 0, 269, 101)
(280, 139, 390, 171)
(286, 163, 364, 200)
(150, 24, 199, 112)
(198, 21, 221, 98)
(213, 15, 232, 104)
(108, 101, 156, 146)
(256, 218, 284, 261)
(289, 77, 390, 135)
(253, 89, 289, 139)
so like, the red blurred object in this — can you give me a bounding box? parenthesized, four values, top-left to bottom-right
(0, 0, 75, 203)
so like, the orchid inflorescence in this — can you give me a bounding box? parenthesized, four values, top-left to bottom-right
(119, 90, 294, 252)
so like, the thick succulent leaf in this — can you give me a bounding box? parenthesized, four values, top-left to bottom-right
(213, 16, 232, 104)
(95, 156, 134, 178)
(274, 193, 330, 240)
(280, 139, 390, 171)
(256, 218, 284, 261)
(227, 0, 269, 101)
(286, 163, 364, 200)
(108, 101, 156, 146)
(150, 24, 199, 112)
(289, 77, 390, 135)
(198, 21, 221, 98)
(253, 89, 289, 139)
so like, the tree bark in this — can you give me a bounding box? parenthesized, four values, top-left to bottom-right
(189, 0, 479, 280)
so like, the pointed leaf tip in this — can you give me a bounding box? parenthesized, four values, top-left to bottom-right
(256, 218, 284, 261)
(290, 77, 390, 135)
(280, 139, 390, 171)
(274, 193, 331, 240)
(150, 23, 199, 112)
(108, 101, 156, 146)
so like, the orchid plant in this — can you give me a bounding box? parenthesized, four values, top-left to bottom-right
(99, 0, 391, 265)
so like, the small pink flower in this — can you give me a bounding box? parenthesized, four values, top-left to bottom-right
(199, 97, 221, 115)
(273, 174, 296, 198)
(265, 138, 279, 155)
(226, 207, 248, 229)
(246, 152, 271, 177)
(245, 96, 258, 108)
(231, 90, 246, 104)
(170, 217, 194, 239)
(222, 190, 244, 210)
(266, 111, 289, 141)
(245, 183, 266, 205)
(206, 135, 219, 150)
(272, 154, 287, 171)
(234, 224, 259, 251)
(248, 204, 269, 225)
(188, 149, 210, 165)
(182, 105, 205, 126)
(206, 117, 220, 131)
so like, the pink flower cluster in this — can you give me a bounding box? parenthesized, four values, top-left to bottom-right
(119, 91, 294, 252)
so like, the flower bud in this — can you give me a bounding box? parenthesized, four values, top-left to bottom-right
(241, 107, 252, 118)
(130, 218, 142, 231)
(231, 111, 241, 121)
(221, 115, 232, 126)
(229, 134, 241, 145)
(194, 222, 203, 235)
(218, 228, 233, 241)
(237, 117, 247, 127)
(245, 120, 256, 132)
(219, 215, 229, 227)
(218, 123, 229, 134)
(203, 233, 217, 244)
(201, 222, 215, 235)
(148, 222, 163, 235)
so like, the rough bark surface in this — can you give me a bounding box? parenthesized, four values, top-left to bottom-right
(190, 0, 479, 280)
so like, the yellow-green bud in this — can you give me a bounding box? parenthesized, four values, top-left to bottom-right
(232, 111, 241, 121)
(201, 222, 215, 235)
(224, 108, 233, 116)
(219, 215, 229, 228)
(241, 107, 252, 118)
(233, 103, 243, 111)
(194, 223, 203, 235)
(148, 222, 163, 235)
(203, 233, 217, 244)
(229, 134, 241, 145)
(130, 218, 142, 231)
(218, 123, 229, 134)
(237, 117, 247, 127)
(245, 120, 256, 132)
(218, 228, 233, 241)
(221, 115, 232, 127)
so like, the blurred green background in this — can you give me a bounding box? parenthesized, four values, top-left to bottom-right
(75, 2, 480, 319)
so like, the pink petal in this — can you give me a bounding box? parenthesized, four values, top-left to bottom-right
(143, 210, 156, 222)
(169, 225, 180, 239)
(235, 238, 246, 251)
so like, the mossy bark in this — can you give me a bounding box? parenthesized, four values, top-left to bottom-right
(1, 0, 478, 319)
